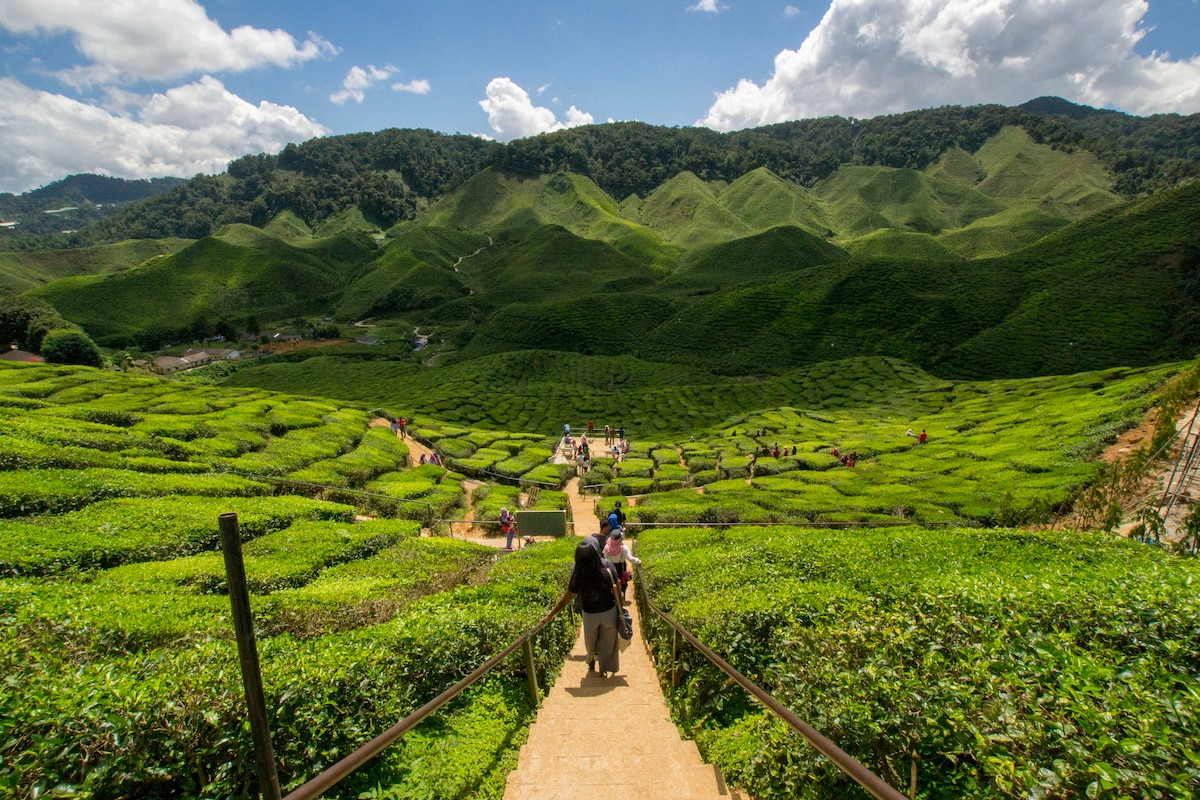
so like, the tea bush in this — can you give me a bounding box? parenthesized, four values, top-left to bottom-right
(0, 495, 354, 575)
(638, 526, 1200, 799)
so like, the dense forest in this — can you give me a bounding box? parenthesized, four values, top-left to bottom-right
(0, 175, 186, 238)
(1, 97, 1197, 253)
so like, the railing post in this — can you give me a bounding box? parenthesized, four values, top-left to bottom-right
(671, 628, 679, 687)
(522, 638, 539, 703)
(219, 513, 282, 800)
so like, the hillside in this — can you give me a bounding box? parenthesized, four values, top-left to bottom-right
(0, 174, 186, 243)
(3, 99, 1199, 405)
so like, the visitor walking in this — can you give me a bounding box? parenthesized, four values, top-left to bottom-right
(603, 529, 641, 599)
(568, 541, 622, 677)
(500, 507, 516, 549)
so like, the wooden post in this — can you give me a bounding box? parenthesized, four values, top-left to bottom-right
(522, 638, 539, 703)
(671, 628, 679, 687)
(219, 513, 282, 800)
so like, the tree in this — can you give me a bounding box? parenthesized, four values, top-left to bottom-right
(40, 328, 103, 367)
(0, 295, 46, 345)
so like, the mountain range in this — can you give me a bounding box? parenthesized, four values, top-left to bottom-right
(2, 97, 1199, 430)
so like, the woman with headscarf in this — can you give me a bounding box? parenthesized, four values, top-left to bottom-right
(499, 507, 515, 549)
(603, 528, 641, 599)
(568, 540, 622, 676)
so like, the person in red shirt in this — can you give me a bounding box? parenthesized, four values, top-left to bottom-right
(918, 429, 927, 444)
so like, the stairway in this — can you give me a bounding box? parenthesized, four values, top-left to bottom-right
(504, 599, 742, 800)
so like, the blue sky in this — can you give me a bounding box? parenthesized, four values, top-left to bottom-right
(1, 0, 1198, 194)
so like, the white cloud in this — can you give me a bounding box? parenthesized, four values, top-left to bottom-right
(784, 6, 802, 17)
(392, 79, 431, 95)
(478, 77, 594, 141)
(688, 0, 728, 12)
(330, 64, 396, 104)
(0, 76, 329, 193)
(0, 0, 336, 86)
(700, 0, 1200, 130)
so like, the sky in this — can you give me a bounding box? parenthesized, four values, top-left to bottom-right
(1, 0, 1199, 195)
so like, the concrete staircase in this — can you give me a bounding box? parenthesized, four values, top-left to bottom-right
(504, 599, 743, 800)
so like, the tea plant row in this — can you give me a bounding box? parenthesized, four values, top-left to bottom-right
(637, 525, 1200, 799)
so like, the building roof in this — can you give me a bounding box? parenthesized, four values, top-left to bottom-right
(0, 349, 44, 363)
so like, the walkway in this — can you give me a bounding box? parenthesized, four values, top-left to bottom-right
(564, 477, 600, 537)
(503, 596, 743, 800)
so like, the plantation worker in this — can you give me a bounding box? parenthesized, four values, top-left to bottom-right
(918, 429, 928, 444)
(568, 540, 622, 676)
(500, 507, 516, 549)
(603, 529, 641, 599)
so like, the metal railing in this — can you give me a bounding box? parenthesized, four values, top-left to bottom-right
(282, 590, 573, 800)
(220, 511, 574, 800)
(633, 565, 908, 800)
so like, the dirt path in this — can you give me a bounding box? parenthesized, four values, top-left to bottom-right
(1109, 402, 1200, 544)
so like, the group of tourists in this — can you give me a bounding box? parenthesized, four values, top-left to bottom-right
(563, 421, 630, 467)
(568, 501, 640, 678)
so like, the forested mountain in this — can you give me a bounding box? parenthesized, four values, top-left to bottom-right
(5, 97, 1200, 395)
(1, 98, 1197, 253)
(0, 175, 186, 240)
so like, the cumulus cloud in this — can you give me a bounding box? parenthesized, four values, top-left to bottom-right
(0, 0, 336, 86)
(700, 0, 1200, 130)
(688, 0, 728, 12)
(478, 77, 594, 140)
(392, 79, 431, 95)
(330, 64, 396, 104)
(0, 76, 329, 193)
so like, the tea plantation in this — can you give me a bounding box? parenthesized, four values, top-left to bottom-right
(2, 358, 1199, 798)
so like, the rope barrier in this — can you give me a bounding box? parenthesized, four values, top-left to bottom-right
(218, 469, 435, 507)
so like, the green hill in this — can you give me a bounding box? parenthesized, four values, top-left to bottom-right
(843, 229, 964, 261)
(637, 171, 753, 249)
(943, 180, 1200, 378)
(0, 238, 191, 295)
(814, 165, 1004, 237)
(716, 167, 832, 236)
(26, 233, 362, 343)
(665, 225, 849, 290)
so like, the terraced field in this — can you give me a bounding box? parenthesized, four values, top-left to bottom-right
(2, 356, 1196, 799)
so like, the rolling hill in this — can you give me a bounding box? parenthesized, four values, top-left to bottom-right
(2, 100, 1198, 421)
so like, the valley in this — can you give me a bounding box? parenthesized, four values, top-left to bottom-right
(2, 100, 1200, 798)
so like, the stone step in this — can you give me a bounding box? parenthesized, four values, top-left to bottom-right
(503, 587, 740, 800)
(505, 763, 728, 800)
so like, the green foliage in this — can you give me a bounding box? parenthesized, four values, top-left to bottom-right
(36, 328, 103, 366)
(0, 495, 354, 575)
(0, 536, 577, 799)
(638, 526, 1200, 799)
